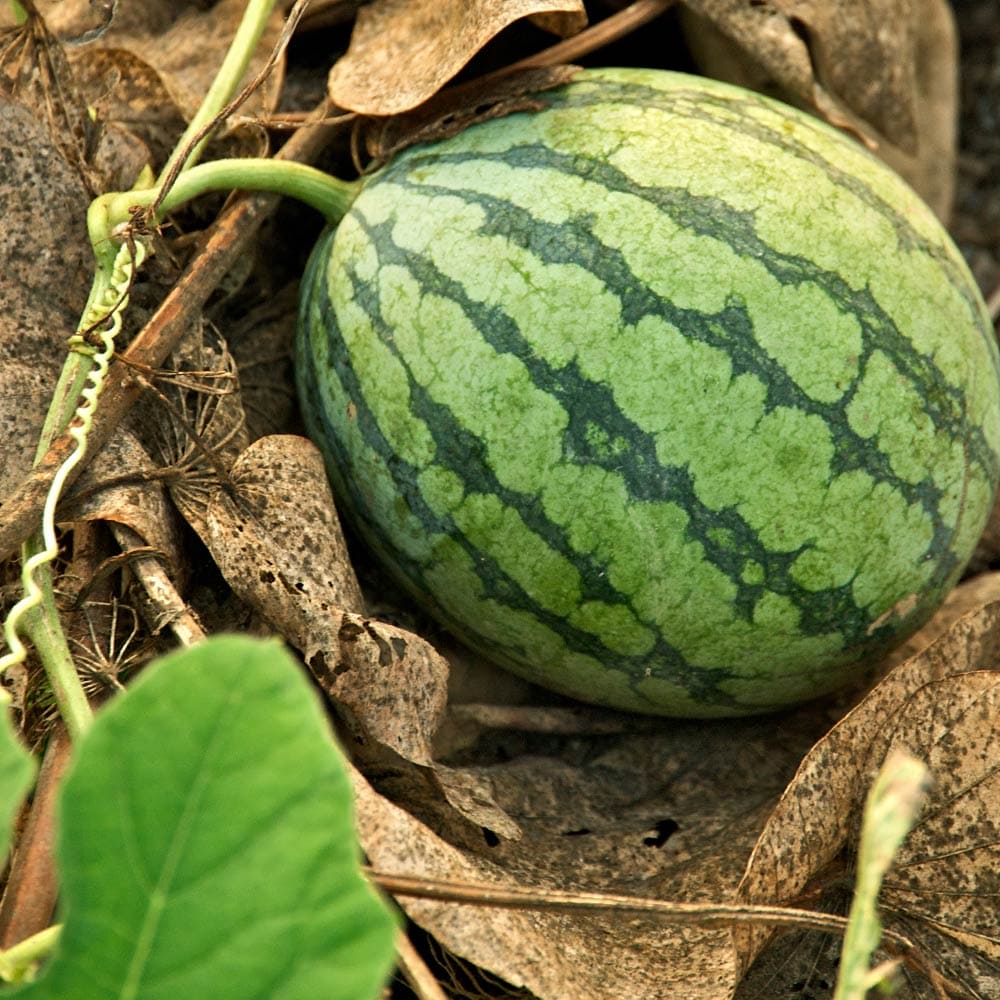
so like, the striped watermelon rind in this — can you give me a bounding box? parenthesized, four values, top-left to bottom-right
(297, 68, 1000, 717)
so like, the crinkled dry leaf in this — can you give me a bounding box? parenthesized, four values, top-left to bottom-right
(67, 46, 187, 171)
(354, 766, 741, 1000)
(736, 602, 1000, 996)
(202, 434, 354, 617)
(679, 0, 958, 216)
(62, 429, 185, 577)
(204, 435, 447, 765)
(0, 97, 92, 503)
(46, 0, 285, 125)
(682, 0, 918, 144)
(358, 705, 833, 999)
(204, 435, 364, 624)
(2, 3, 152, 187)
(202, 436, 516, 837)
(0, 10, 102, 185)
(327, 0, 587, 115)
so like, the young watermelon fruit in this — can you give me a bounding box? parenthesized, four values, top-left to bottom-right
(297, 68, 1000, 717)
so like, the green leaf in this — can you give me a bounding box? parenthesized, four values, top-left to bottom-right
(12, 636, 396, 1000)
(0, 696, 36, 862)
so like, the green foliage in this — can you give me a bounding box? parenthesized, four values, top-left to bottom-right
(6, 636, 397, 999)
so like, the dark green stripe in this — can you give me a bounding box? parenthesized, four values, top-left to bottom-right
(302, 238, 746, 708)
(348, 205, 913, 642)
(396, 141, 996, 487)
(540, 77, 988, 322)
(375, 164, 985, 610)
(297, 73, 1000, 712)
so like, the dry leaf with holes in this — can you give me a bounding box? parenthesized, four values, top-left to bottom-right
(870, 674, 999, 987)
(0, 98, 92, 503)
(736, 602, 1000, 997)
(355, 704, 834, 1000)
(201, 436, 521, 838)
(327, 0, 587, 115)
(679, 0, 958, 217)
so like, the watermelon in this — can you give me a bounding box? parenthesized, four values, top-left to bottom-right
(296, 68, 1000, 717)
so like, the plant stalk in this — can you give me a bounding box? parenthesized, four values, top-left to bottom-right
(91, 159, 361, 248)
(157, 0, 280, 182)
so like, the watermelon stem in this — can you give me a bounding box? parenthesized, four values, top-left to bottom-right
(89, 159, 361, 259)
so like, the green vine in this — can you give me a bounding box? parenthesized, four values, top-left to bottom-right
(0, 0, 308, 735)
(89, 159, 359, 253)
(1, 0, 367, 738)
(0, 240, 146, 738)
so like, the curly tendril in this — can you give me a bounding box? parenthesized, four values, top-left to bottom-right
(0, 239, 147, 674)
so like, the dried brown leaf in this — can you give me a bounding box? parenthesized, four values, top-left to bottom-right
(354, 764, 740, 1000)
(357, 700, 834, 999)
(0, 10, 104, 187)
(203, 434, 363, 627)
(681, 0, 916, 144)
(0, 97, 92, 503)
(872, 674, 1000, 985)
(66, 46, 186, 171)
(204, 436, 529, 837)
(327, 0, 587, 116)
(45, 0, 285, 127)
(62, 430, 185, 577)
(202, 436, 515, 836)
(736, 601, 1000, 996)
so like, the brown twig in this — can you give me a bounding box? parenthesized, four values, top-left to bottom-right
(378, 873, 964, 996)
(506, 0, 676, 71)
(0, 728, 71, 947)
(109, 524, 205, 647)
(370, 870, 918, 950)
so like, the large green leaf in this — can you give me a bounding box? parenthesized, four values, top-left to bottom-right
(13, 636, 396, 999)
